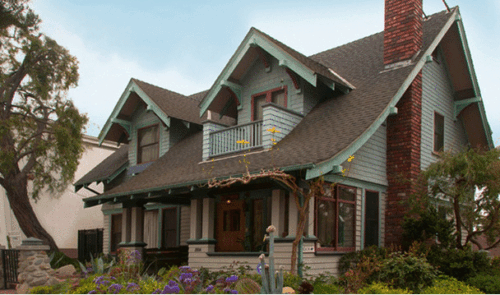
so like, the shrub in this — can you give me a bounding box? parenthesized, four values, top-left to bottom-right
(426, 245, 491, 281)
(338, 246, 390, 275)
(376, 251, 438, 293)
(48, 251, 80, 270)
(29, 283, 71, 294)
(312, 282, 343, 294)
(422, 275, 483, 294)
(358, 282, 411, 294)
(467, 273, 500, 294)
(339, 253, 384, 293)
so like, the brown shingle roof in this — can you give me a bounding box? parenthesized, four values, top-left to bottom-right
(84, 9, 454, 202)
(74, 144, 129, 189)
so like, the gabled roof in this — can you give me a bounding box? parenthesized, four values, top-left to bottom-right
(82, 7, 494, 208)
(83, 8, 466, 207)
(74, 144, 129, 192)
(99, 79, 233, 144)
(198, 27, 355, 118)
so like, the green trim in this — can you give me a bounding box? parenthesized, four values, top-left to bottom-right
(144, 203, 175, 210)
(99, 80, 171, 145)
(107, 163, 128, 184)
(221, 80, 242, 104)
(206, 252, 267, 257)
(186, 238, 217, 245)
(454, 11, 494, 149)
(306, 10, 458, 180)
(103, 208, 123, 215)
(454, 97, 481, 118)
(177, 206, 181, 247)
(108, 215, 112, 253)
(318, 76, 335, 91)
(200, 29, 318, 117)
(360, 189, 365, 250)
(111, 118, 131, 137)
(323, 175, 387, 193)
(120, 241, 147, 247)
(157, 208, 163, 248)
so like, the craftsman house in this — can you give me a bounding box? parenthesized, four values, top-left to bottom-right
(75, 0, 493, 276)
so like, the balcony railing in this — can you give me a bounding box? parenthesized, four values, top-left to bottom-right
(209, 120, 263, 157)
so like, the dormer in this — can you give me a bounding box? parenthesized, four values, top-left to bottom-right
(199, 28, 355, 160)
(99, 78, 203, 175)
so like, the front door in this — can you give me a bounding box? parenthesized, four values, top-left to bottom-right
(216, 199, 245, 252)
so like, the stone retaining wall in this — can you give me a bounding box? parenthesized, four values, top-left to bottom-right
(16, 238, 58, 294)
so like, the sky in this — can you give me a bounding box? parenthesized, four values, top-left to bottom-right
(29, 0, 500, 144)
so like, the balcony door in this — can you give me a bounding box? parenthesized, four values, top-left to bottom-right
(216, 198, 245, 252)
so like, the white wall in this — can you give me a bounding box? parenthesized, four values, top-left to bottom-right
(0, 135, 117, 250)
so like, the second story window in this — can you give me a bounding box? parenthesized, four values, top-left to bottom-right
(434, 112, 444, 152)
(251, 86, 287, 121)
(138, 124, 159, 164)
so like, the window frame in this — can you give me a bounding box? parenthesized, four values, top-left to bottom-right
(137, 123, 160, 164)
(110, 213, 122, 254)
(251, 86, 288, 121)
(315, 184, 357, 252)
(433, 112, 445, 153)
(161, 207, 178, 249)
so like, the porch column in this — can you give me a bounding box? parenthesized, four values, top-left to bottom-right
(271, 189, 282, 236)
(307, 196, 316, 238)
(190, 198, 202, 240)
(121, 207, 131, 244)
(288, 192, 298, 238)
(202, 198, 215, 240)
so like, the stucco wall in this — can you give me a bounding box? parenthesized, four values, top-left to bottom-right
(0, 136, 117, 252)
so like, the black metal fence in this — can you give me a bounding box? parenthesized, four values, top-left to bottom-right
(78, 228, 103, 262)
(2, 249, 19, 289)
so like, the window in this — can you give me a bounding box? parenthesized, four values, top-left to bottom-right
(434, 113, 444, 152)
(364, 191, 379, 248)
(316, 185, 356, 251)
(110, 214, 122, 253)
(162, 208, 178, 249)
(137, 124, 159, 164)
(251, 87, 287, 121)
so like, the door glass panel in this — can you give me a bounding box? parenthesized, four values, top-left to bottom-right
(223, 210, 240, 231)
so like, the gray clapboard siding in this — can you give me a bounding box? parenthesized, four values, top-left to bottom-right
(103, 214, 110, 255)
(341, 125, 388, 186)
(128, 106, 168, 166)
(180, 206, 190, 246)
(239, 57, 303, 125)
(262, 104, 303, 148)
(421, 51, 468, 170)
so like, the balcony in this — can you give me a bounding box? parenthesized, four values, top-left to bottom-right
(208, 120, 263, 157)
(202, 103, 304, 160)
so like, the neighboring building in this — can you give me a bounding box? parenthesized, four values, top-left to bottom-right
(76, 0, 493, 276)
(0, 135, 117, 258)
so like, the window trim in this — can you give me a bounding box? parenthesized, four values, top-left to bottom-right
(110, 213, 122, 254)
(137, 123, 160, 164)
(433, 112, 445, 153)
(315, 184, 356, 252)
(251, 86, 288, 121)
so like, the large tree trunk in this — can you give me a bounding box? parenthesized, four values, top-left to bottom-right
(3, 175, 59, 252)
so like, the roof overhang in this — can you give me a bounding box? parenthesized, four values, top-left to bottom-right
(98, 79, 172, 145)
(199, 28, 352, 118)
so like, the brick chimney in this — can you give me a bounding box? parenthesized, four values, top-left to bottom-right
(384, 0, 423, 65)
(385, 0, 423, 247)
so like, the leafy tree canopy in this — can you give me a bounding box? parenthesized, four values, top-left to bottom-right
(411, 148, 500, 250)
(0, 0, 87, 250)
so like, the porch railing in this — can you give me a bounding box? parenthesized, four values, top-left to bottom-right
(209, 120, 263, 157)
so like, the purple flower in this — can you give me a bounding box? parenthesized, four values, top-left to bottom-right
(93, 276, 104, 285)
(231, 290, 238, 294)
(179, 265, 191, 272)
(206, 285, 214, 293)
(226, 275, 238, 283)
(88, 291, 97, 294)
(108, 283, 123, 294)
(179, 272, 193, 283)
(153, 289, 161, 294)
(256, 263, 263, 274)
(127, 282, 140, 292)
(168, 280, 178, 287)
(162, 284, 180, 294)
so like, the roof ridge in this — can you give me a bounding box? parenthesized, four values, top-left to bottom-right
(131, 78, 191, 100)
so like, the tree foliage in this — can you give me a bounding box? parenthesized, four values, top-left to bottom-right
(412, 148, 500, 250)
(0, 0, 87, 250)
